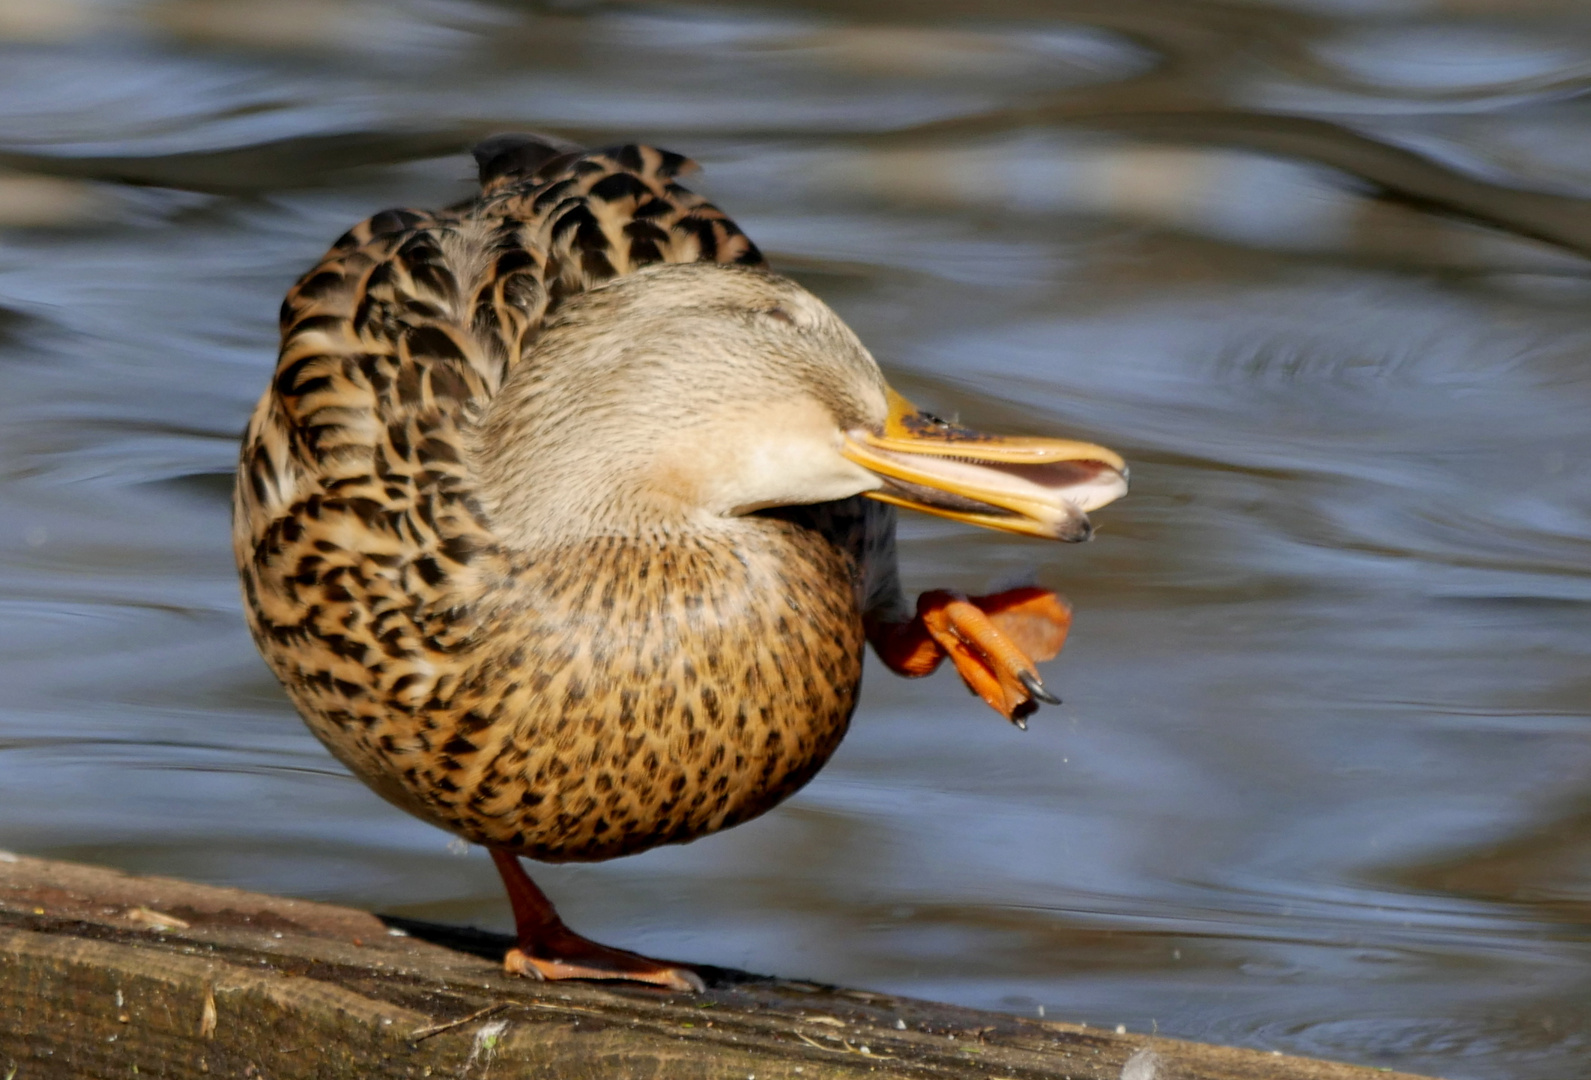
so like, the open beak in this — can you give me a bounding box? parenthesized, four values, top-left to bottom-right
(841, 389, 1128, 541)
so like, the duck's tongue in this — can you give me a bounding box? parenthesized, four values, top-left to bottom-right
(841, 389, 1128, 541)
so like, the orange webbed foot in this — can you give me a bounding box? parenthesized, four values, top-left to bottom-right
(869, 586, 1072, 727)
(491, 849, 705, 993)
(503, 937, 705, 993)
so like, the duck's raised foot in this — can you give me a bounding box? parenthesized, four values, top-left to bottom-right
(491, 848, 705, 993)
(869, 586, 1072, 726)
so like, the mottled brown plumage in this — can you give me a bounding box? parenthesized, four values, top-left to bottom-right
(235, 136, 1125, 988)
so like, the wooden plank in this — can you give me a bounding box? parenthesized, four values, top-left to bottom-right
(0, 854, 1435, 1080)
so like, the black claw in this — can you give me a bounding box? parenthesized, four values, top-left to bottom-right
(1017, 670, 1061, 706)
(1010, 699, 1037, 729)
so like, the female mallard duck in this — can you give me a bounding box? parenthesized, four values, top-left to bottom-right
(234, 136, 1126, 992)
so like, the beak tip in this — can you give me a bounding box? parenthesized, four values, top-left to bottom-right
(1048, 510, 1093, 543)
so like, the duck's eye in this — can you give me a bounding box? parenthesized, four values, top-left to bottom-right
(762, 305, 796, 326)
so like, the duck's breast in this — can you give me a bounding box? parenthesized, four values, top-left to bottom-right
(325, 502, 874, 863)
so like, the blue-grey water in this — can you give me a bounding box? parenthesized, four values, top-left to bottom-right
(2, 2, 1590, 1077)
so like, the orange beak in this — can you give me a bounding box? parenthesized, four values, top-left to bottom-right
(842, 388, 1127, 541)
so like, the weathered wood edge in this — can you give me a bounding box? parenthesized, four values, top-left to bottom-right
(0, 854, 1437, 1080)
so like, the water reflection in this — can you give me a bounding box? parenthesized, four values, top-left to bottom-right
(0, 2, 1588, 1078)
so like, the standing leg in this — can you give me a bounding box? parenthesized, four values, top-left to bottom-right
(490, 848, 705, 992)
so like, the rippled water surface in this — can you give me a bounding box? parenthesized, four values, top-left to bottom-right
(3, 1, 1590, 1076)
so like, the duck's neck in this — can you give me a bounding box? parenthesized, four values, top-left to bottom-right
(479, 510, 859, 659)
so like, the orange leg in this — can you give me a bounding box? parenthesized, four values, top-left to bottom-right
(490, 848, 705, 992)
(869, 586, 1072, 728)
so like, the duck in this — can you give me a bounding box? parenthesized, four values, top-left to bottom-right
(233, 135, 1127, 993)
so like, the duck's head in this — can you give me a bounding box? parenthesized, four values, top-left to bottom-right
(475, 263, 1127, 545)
